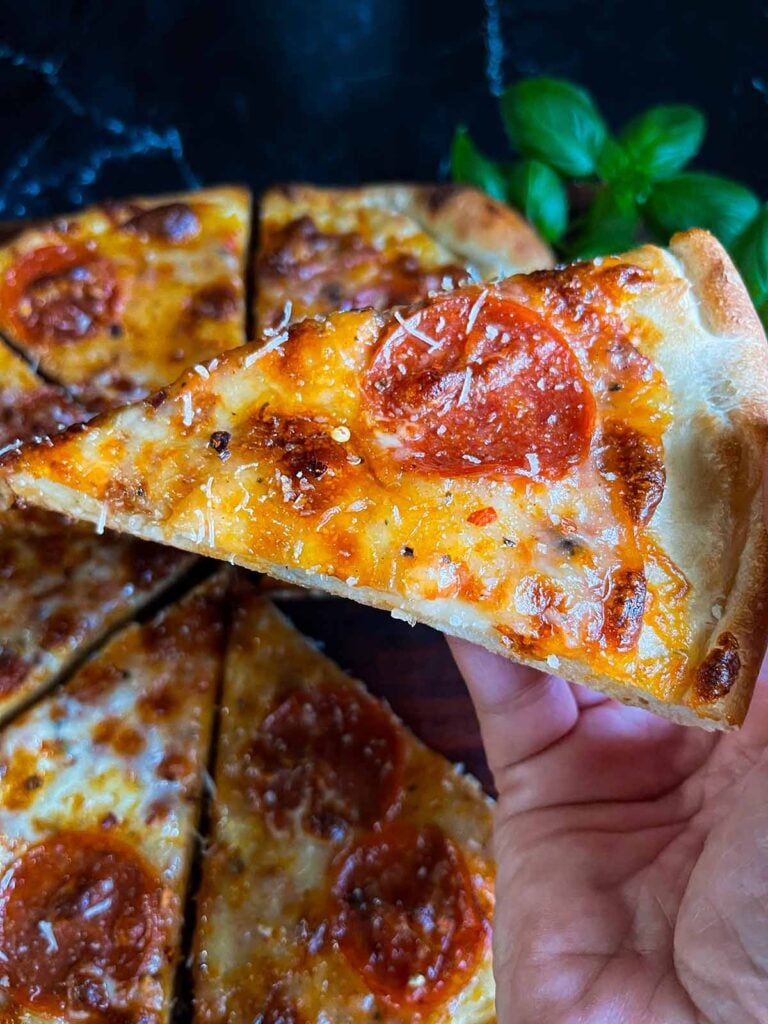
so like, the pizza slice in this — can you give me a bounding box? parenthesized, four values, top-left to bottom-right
(193, 583, 494, 1023)
(0, 185, 250, 410)
(0, 573, 226, 1024)
(0, 340, 195, 723)
(256, 182, 553, 329)
(4, 229, 768, 729)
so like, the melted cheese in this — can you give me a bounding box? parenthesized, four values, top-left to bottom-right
(0, 341, 193, 724)
(0, 186, 250, 410)
(193, 592, 494, 1024)
(0, 576, 224, 1024)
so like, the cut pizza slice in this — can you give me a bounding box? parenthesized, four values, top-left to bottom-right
(0, 572, 226, 1024)
(255, 182, 553, 329)
(0, 185, 250, 410)
(193, 584, 494, 1023)
(4, 229, 768, 729)
(0, 341, 194, 723)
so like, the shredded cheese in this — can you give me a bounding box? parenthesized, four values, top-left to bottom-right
(466, 289, 488, 333)
(96, 503, 108, 536)
(37, 920, 58, 953)
(181, 391, 194, 427)
(457, 367, 473, 407)
(82, 897, 113, 920)
(393, 311, 440, 351)
(245, 331, 289, 368)
(193, 363, 210, 380)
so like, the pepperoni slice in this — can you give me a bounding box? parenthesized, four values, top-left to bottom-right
(247, 683, 403, 839)
(364, 290, 595, 479)
(0, 830, 162, 1019)
(331, 823, 487, 1008)
(2, 245, 121, 344)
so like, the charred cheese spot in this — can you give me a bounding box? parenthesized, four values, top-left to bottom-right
(0, 831, 163, 1021)
(2, 245, 122, 345)
(69, 662, 127, 702)
(156, 751, 193, 784)
(187, 281, 239, 321)
(238, 411, 355, 514)
(91, 717, 146, 756)
(599, 420, 665, 525)
(0, 385, 83, 450)
(695, 632, 741, 702)
(258, 215, 466, 325)
(121, 202, 201, 243)
(603, 567, 647, 652)
(0, 648, 30, 696)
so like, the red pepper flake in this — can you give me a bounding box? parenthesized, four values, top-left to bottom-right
(467, 507, 497, 527)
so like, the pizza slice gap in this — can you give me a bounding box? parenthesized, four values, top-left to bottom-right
(192, 582, 494, 1023)
(0, 341, 195, 724)
(0, 185, 251, 411)
(0, 572, 227, 1024)
(255, 182, 553, 330)
(4, 229, 768, 729)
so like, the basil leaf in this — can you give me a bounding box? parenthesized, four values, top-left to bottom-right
(506, 159, 568, 242)
(620, 105, 705, 181)
(733, 205, 768, 319)
(450, 127, 507, 202)
(595, 138, 632, 184)
(500, 78, 607, 178)
(569, 185, 639, 259)
(645, 172, 760, 246)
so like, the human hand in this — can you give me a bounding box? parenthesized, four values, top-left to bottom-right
(449, 637, 768, 1024)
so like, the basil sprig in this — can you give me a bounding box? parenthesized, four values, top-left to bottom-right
(451, 77, 768, 323)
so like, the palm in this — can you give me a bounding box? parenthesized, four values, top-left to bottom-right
(449, 641, 768, 1024)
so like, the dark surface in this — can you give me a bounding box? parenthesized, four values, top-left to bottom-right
(0, 0, 766, 787)
(0, 0, 766, 218)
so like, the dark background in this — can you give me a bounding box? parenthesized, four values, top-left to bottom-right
(1, 0, 767, 219)
(1, 0, 766, 787)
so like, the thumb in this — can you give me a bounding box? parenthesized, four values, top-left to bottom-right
(447, 637, 578, 783)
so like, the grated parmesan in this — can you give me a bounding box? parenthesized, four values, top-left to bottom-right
(457, 366, 473, 407)
(181, 391, 194, 427)
(38, 920, 58, 953)
(465, 289, 488, 333)
(82, 897, 113, 920)
(393, 310, 440, 351)
(245, 330, 289, 368)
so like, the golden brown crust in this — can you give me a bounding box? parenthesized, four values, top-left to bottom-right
(670, 228, 765, 340)
(388, 183, 555, 276)
(668, 229, 768, 726)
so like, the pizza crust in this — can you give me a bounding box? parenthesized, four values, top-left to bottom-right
(262, 182, 554, 279)
(665, 230, 768, 727)
(371, 183, 555, 277)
